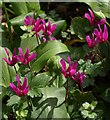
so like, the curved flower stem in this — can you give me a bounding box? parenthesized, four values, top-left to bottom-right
(3, 3, 13, 48)
(65, 78, 69, 103)
(28, 62, 33, 81)
(36, 36, 41, 45)
(14, 65, 17, 74)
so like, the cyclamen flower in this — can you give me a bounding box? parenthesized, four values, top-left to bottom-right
(42, 20, 56, 42)
(84, 8, 106, 25)
(86, 33, 99, 48)
(3, 48, 18, 66)
(10, 75, 29, 97)
(18, 48, 36, 65)
(32, 18, 44, 37)
(73, 71, 86, 85)
(94, 24, 108, 43)
(24, 16, 35, 26)
(60, 57, 78, 78)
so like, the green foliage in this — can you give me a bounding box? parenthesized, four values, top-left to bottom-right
(31, 40, 69, 73)
(86, 0, 110, 18)
(2, 1, 110, 119)
(7, 95, 21, 106)
(1, 47, 17, 87)
(80, 101, 98, 119)
(31, 87, 69, 118)
(70, 17, 90, 40)
(52, 20, 67, 37)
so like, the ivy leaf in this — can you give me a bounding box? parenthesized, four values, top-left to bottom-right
(7, 95, 21, 106)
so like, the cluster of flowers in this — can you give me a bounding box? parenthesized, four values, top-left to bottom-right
(24, 16, 56, 42)
(60, 57, 86, 85)
(3, 47, 36, 96)
(84, 9, 108, 48)
(3, 47, 36, 66)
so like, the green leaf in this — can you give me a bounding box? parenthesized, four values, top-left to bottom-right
(31, 87, 69, 118)
(31, 73, 52, 88)
(27, 2, 40, 12)
(41, 87, 65, 106)
(11, 2, 28, 16)
(31, 40, 69, 72)
(52, 20, 66, 36)
(10, 12, 34, 26)
(0, 47, 17, 87)
(7, 95, 21, 106)
(70, 17, 90, 40)
(101, 87, 110, 102)
(73, 89, 96, 103)
(86, 0, 110, 18)
(20, 36, 37, 52)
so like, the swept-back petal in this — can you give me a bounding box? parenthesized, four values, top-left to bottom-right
(67, 56, 71, 66)
(103, 24, 108, 41)
(4, 48, 9, 56)
(24, 48, 30, 59)
(98, 18, 106, 25)
(51, 24, 56, 33)
(13, 48, 17, 56)
(3, 58, 10, 64)
(70, 69, 76, 76)
(18, 48, 23, 56)
(23, 87, 29, 95)
(28, 52, 36, 62)
(94, 28, 99, 36)
(88, 9, 95, 20)
(60, 59, 66, 70)
(84, 13, 92, 23)
(10, 83, 17, 91)
(22, 77, 27, 90)
(16, 74, 21, 89)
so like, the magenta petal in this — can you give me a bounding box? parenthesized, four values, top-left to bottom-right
(67, 56, 71, 66)
(16, 88, 21, 96)
(13, 48, 16, 56)
(18, 48, 23, 56)
(16, 74, 21, 89)
(10, 83, 17, 91)
(103, 24, 108, 41)
(51, 24, 56, 33)
(72, 61, 78, 69)
(4, 48, 9, 56)
(60, 59, 66, 70)
(28, 52, 36, 62)
(88, 9, 95, 21)
(98, 18, 106, 25)
(84, 13, 92, 23)
(24, 48, 30, 59)
(70, 69, 76, 76)
(3, 58, 10, 64)
(94, 28, 99, 36)
(23, 87, 29, 95)
(22, 77, 27, 90)
(43, 37, 47, 42)
(47, 30, 51, 36)
(47, 20, 51, 31)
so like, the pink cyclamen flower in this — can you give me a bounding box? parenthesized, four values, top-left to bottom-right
(24, 16, 35, 26)
(84, 8, 106, 25)
(10, 75, 29, 97)
(18, 48, 36, 65)
(73, 71, 86, 85)
(60, 56, 78, 78)
(42, 20, 56, 42)
(32, 18, 44, 37)
(86, 33, 99, 48)
(94, 24, 108, 43)
(3, 48, 18, 66)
